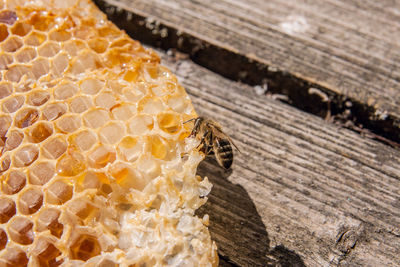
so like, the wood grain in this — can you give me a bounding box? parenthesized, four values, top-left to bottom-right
(157, 50, 400, 266)
(95, 0, 400, 145)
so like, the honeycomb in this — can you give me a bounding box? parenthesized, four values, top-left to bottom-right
(0, 0, 218, 266)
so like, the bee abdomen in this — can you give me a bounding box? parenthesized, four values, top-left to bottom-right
(215, 139, 233, 169)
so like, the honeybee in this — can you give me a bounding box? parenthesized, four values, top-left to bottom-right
(185, 117, 239, 169)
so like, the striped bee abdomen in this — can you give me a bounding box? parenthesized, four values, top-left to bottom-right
(214, 138, 233, 169)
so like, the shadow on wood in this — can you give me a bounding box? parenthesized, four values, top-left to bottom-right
(196, 158, 306, 267)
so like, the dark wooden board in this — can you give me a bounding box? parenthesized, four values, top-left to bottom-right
(156, 50, 400, 266)
(94, 0, 400, 147)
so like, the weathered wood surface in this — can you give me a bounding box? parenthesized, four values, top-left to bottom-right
(157, 50, 400, 266)
(95, 0, 400, 145)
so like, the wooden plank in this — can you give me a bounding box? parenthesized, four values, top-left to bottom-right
(155, 50, 400, 266)
(94, 0, 400, 146)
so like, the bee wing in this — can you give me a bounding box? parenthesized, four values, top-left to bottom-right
(212, 125, 241, 153)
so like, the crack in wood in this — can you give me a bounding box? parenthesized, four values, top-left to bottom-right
(94, 0, 400, 149)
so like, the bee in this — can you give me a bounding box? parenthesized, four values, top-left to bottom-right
(185, 117, 239, 169)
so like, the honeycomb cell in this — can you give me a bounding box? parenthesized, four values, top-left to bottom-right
(27, 90, 50, 106)
(111, 103, 136, 121)
(42, 102, 67, 121)
(16, 47, 37, 62)
(83, 108, 109, 129)
(110, 162, 146, 190)
(18, 188, 43, 215)
(32, 57, 50, 79)
(29, 161, 55, 185)
(68, 51, 102, 74)
(46, 180, 73, 205)
(63, 39, 87, 57)
(0, 82, 12, 99)
(67, 199, 97, 220)
(99, 122, 125, 144)
(30, 12, 55, 31)
(150, 135, 168, 160)
(13, 144, 39, 167)
(0, 228, 7, 250)
(70, 234, 101, 261)
(56, 150, 85, 177)
(14, 107, 39, 128)
(80, 78, 103, 95)
(2, 36, 23, 52)
(87, 145, 116, 168)
(0, 24, 8, 42)
(157, 112, 182, 135)
(0, 155, 11, 174)
(55, 115, 81, 133)
(0, 10, 17, 25)
(3, 130, 23, 152)
(25, 31, 47, 46)
(117, 136, 142, 162)
(70, 130, 97, 151)
(95, 92, 116, 110)
(0, 114, 11, 137)
(49, 29, 71, 42)
(0, 198, 16, 223)
(138, 97, 166, 114)
(79, 171, 109, 191)
(42, 136, 67, 159)
(37, 208, 63, 238)
(2, 170, 26, 195)
(128, 114, 154, 135)
(2, 95, 25, 113)
(69, 95, 93, 113)
(38, 41, 60, 57)
(54, 83, 78, 100)
(137, 155, 160, 179)
(0, 53, 13, 70)
(8, 216, 34, 245)
(122, 86, 145, 102)
(34, 237, 62, 267)
(166, 95, 189, 113)
(11, 22, 32, 36)
(51, 53, 69, 76)
(88, 38, 108, 53)
(5, 65, 33, 83)
(0, 248, 29, 266)
(28, 122, 53, 143)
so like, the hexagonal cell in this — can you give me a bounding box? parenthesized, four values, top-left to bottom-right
(54, 83, 78, 100)
(13, 144, 39, 167)
(128, 114, 154, 136)
(28, 122, 53, 143)
(38, 41, 60, 57)
(117, 136, 142, 163)
(83, 108, 110, 129)
(14, 107, 39, 128)
(69, 130, 97, 151)
(0, 248, 29, 266)
(149, 135, 168, 160)
(166, 95, 190, 113)
(88, 38, 108, 53)
(138, 96, 166, 114)
(28, 161, 55, 185)
(70, 234, 101, 261)
(68, 51, 102, 75)
(87, 145, 116, 168)
(0, 24, 9, 42)
(69, 95, 93, 113)
(67, 199, 98, 220)
(80, 78, 104, 95)
(55, 115, 81, 133)
(62, 39, 87, 57)
(0, 228, 7, 250)
(46, 180, 73, 205)
(49, 29, 71, 42)
(1, 95, 24, 113)
(79, 171, 110, 191)
(16, 46, 37, 62)
(0, 53, 13, 70)
(31, 57, 50, 79)
(0, 10, 17, 25)
(2, 36, 23, 52)
(11, 22, 32, 36)
(37, 208, 63, 238)
(0, 114, 12, 138)
(18, 188, 43, 215)
(51, 52, 69, 77)
(111, 103, 136, 121)
(25, 31, 47, 46)
(0, 155, 11, 174)
(3, 130, 24, 152)
(99, 122, 125, 144)
(157, 112, 182, 135)
(0, 82, 13, 99)
(2, 170, 26, 195)
(42, 102, 67, 121)
(27, 90, 50, 106)
(30, 12, 55, 31)
(8, 216, 34, 245)
(33, 237, 62, 266)
(94, 92, 116, 110)
(4, 65, 33, 83)
(56, 151, 86, 177)
(0, 197, 16, 223)
(41, 136, 67, 159)
(110, 162, 146, 190)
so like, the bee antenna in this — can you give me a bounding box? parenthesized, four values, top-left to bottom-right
(183, 118, 197, 124)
